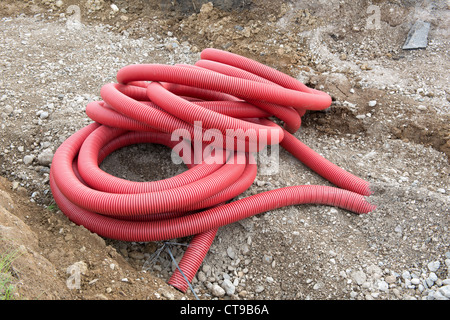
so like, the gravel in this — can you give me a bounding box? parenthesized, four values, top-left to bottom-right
(0, 1, 449, 301)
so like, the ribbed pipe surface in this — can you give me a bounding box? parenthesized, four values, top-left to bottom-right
(49, 48, 375, 293)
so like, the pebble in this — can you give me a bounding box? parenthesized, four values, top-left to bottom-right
(313, 282, 324, 290)
(226, 247, 236, 260)
(439, 285, 450, 298)
(221, 279, 235, 296)
(368, 100, 377, 107)
(401, 271, 411, 280)
(255, 285, 265, 293)
(211, 284, 225, 297)
(23, 155, 34, 165)
(351, 270, 367, 285)
(262, 254, 273, 265)
(428, 272, 438, 283)
(161, 289, 175, 300)
(4, 105, 13, 115)
(39, 111, 49, 119)
(384, 275, 397, 284)
(202, 264, 211, 276)
(37, 148, 54, 166)
(427, 261, 440, 272)
(197, 271, 207, 282)
(110, 4, 119, 13)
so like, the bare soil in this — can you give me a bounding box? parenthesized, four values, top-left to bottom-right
(0, 0, 449, 301)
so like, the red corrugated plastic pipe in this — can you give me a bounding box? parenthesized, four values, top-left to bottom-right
(49, 48, 375, 294)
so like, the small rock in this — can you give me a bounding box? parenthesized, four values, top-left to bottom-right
(426, 278, 434, 287)
(110, 4, 119, 13)
(64, 234, 73, 241)
(439, 285, 450, 298)
(254, 285, 265, 293)
(401, 271, 411, 280)
(161, 289, 175, 300)
(226, 247, 236, 260)
(351, 270, 367, 285)
(241, 243, 250, 255)
(197, 271, 207, 282)
(411, 278, 420, 285)
(221, 279, 235, 296)
(417, 105, 427, 111)
(392, 288, 401, 299)
(39, 111, 49, 119)
(200, 2, 214, 14)
(202, 264, 211, 276)
(211, 284, 225, 297)
(165, 42, 179, 51)
(12, 181, 19, 190)
(262, 254, 273, 265)
(23, 155, 34, 165)
(428, 272, 438, 282)
(368, 100, 377, 107)
(4, 105, 13, 115)
(360, 63, 372, 70)
(256, 180, 265, 187)
(427, 261, 440, 272)
(313, 282, 324, 290)
(428, 290, 447, 300)
(37, 148, 54, 166)
(385, 275, 397, 284)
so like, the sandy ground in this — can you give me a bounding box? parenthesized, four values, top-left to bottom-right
(0, 0, 449, 301)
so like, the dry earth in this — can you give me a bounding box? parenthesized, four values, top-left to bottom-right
(0, 0, 449, 302)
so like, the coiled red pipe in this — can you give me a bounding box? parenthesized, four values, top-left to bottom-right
(49, 48, 375, 294)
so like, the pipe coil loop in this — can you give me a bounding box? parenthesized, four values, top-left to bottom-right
(50, 48, 375, 293)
